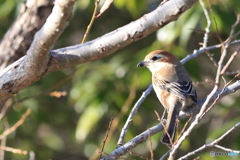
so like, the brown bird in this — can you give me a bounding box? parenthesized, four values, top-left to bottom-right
(137, 50, 197, 147)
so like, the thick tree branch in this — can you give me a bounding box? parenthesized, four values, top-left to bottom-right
(0, 0, 76, 102)
(0, 0, 54, 71)
(0, 0, 198, 102)
(27, 0, 76, 74)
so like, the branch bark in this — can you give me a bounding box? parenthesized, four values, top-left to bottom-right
(0, 0, 198, 102)
(0, 0, 54, 71)
(0, 0, 76, 102)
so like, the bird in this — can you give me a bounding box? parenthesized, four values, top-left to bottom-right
(137, 50, 197, 147)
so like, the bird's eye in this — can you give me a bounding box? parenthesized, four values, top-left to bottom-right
(151, 56, 158, 61)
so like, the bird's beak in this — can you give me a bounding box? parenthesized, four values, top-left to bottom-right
(137, 61, 148, 67)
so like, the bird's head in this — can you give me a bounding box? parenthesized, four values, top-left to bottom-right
(137, 50, 180, 73)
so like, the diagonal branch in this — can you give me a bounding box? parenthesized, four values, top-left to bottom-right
(178, 122, 240, 160)
(100, 124, 164, 160)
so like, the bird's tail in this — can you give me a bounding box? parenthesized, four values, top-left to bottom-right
(161, 105, 179, 147)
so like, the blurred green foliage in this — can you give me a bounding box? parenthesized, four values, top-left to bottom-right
(1, 0, 240, 160)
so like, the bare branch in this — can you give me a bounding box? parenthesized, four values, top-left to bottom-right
(0, 109, 31, 140)
(100, 123, 164, 160)
(0, 120, 9, 160)
(159, 150, 171, 160)
(221, 46, 240, 75)
(199, 0, 211, 48)
(117, 85, 153, 146)
(148, 130, 154, 160)
(0, 146, 28, 155)
(0, 0, 54, 71)
(98, 116, 114, 159)
(27, 0, 76, 74)
(214, 145, 240, 153)
(178, 122, 240, 160)
(180, 39, 240, 64)
(81, 0, 101, 43)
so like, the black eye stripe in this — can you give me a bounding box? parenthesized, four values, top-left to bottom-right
(151, 56, 158, 60)
(151, 54, 165, 61)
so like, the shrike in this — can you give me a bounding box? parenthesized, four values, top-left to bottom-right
(137, 50, 197, 147)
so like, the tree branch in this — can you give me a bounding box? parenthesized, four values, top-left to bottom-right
(178, 122, 240, 160)
(0, 0, 76, 102)
(0, 0, 54, 71)
(100, 124, 164, 160)
(27, 0, 76, 74)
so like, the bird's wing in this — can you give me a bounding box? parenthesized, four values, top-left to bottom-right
(153, 76, 197, 103)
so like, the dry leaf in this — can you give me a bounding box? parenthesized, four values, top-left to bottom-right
(96, 0, 113, 17)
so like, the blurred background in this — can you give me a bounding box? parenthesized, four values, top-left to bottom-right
(0, 0, 240, 159)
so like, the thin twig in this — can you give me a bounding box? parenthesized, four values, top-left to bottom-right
(180, 39, 240, 64)
(199, 0, 211, 47)
(128, 150, 150, 160)
(178, 122, 240, 160)
(0, 99, 11, 121)
(159, 150, 171, 160)
(199, 0, 218, 66)
(175, 116, 192, 145)
(98, 116, 114, 160)
(221, 45, 240, 75)
(81, 0, 100, 43)
(207, 0, 223, 44)
(224, 14, 240, 45)
(224, 70, 240, 76)
(91, 86, 137, 160)
(117, 85, 153, 146)
(154, 110, 173, 147)
(214, 145, 240, 153)
(101, 123, 164, 160)
(0, 146, 28, 155)
(0, 120, 9, 160)
(148, 130, 154, 160)
(0, 109, 31, 140)
(200, 72, 240, 119)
